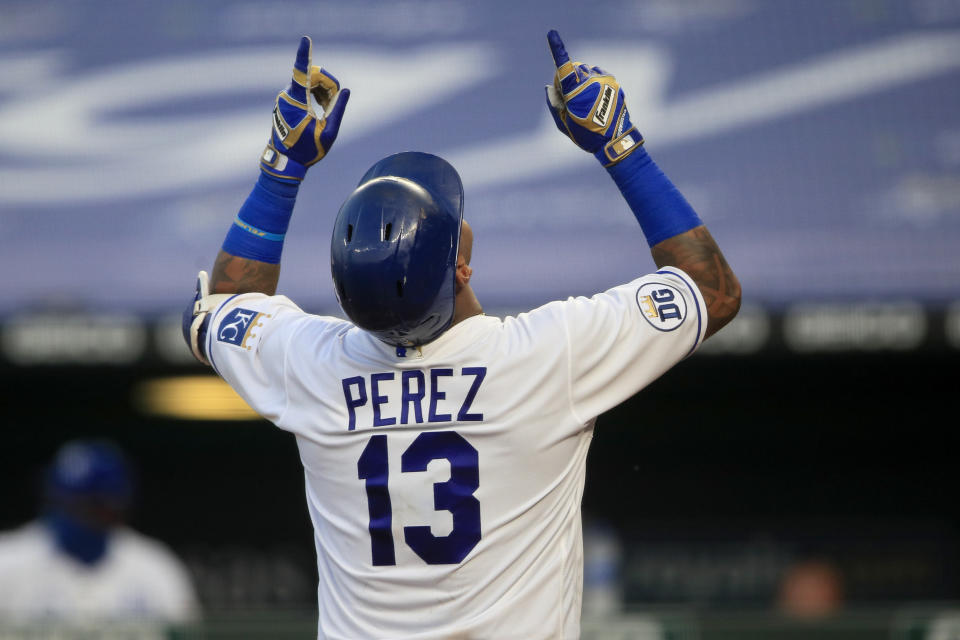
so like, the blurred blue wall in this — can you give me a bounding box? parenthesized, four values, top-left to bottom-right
(1, 0, 958, 314)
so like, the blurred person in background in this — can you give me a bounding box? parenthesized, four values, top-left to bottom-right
(0, 439, 199, 627)
(926, 611, 960, 640)
(582, 517, 624, 618)
(776, 557, 845, 619)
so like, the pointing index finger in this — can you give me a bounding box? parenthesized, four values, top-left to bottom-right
(294, 36, 311, 74)
(547, 30, 570, 68)
(292, 36, 312, 90)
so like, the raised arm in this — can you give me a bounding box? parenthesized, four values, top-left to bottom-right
(182, 36, 349, 364)
(651, 227, 740, 338)
(210, 36, 350, 296)
(209, 252, 282, 296)
(544, 30, 740, 338)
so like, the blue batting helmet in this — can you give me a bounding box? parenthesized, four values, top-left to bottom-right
(331, 152, 464, 347)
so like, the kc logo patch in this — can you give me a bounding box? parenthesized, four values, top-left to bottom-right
(636, 283, 686, 331)
(217, 307, 271, 350)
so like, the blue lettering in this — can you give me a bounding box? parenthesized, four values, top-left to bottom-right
(658, 304, 681, 321)
(401, 370, 425, 425)
(651, 289, 675, 303)
(429, 369, 454, 422)
(342, 376, 367, 431)
(343, 367, 487, 430)
(371, 372, 396, 427)
(457, 367, 486, 422)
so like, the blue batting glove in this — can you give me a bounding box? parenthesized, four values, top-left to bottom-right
(544, 30, 644, 167)
(260, 36, 350, 182)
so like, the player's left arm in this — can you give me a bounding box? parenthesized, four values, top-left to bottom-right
(544, 30, 739, 339)
(650, 226, 739, 339)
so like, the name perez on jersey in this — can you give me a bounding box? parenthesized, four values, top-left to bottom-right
(341, 367, 487, 431)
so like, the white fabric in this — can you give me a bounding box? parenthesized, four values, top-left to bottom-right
(0, 522, 199, 624)
(206, 267, 706, 640)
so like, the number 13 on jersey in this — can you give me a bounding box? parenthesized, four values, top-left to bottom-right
(357, 431, 481, 566)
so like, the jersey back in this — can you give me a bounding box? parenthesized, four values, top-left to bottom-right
(206, 268, 706, 639)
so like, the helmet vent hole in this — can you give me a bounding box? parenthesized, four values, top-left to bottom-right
(383, 223, 392, 240)
(346, 224, 353, 242)
(396, 280, 404, 298)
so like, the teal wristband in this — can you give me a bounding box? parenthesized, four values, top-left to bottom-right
(231, 216, 286, 242)
(221, 173, 299, 263)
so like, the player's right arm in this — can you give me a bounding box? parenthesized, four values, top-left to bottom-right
(544, 30, 740, 338)
(210, 35, 349, 298)
(183, 36, 349, 365)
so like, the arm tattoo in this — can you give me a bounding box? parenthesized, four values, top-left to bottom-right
(210, 250, 281, 296)
(651, 226, 741, 338)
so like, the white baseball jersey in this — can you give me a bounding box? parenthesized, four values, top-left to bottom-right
(205, 267, 706, 639)
(0, 522, 199, 624)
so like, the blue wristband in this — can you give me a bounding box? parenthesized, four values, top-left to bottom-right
(607, 146, 703, 247)
(221, 172, 300, 263)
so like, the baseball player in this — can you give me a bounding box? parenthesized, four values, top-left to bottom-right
(0, 440, 199, 626)
(183, 31, 740, 639)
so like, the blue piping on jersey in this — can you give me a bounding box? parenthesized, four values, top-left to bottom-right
(205, 293, 242, 377)
(656, 268, 704, 358)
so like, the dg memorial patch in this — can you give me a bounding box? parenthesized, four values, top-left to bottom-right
(636, 283, 686, 331)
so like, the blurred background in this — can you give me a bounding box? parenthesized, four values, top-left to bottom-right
(1, 0, 958, 637)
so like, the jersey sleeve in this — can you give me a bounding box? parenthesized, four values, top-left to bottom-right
(561, 266, 707, 421)
(204, 292, 308, 423)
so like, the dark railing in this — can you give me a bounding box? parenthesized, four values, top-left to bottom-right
(2, 606, 958, 639)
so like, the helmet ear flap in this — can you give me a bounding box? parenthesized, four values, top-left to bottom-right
(330, 152, 463, 347)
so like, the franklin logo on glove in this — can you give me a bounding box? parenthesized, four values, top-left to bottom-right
(593, 85, 615, 127)
(272, 106, 289, 141)
(544, 30, 642, 167)
(259, 36, 350, 182)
